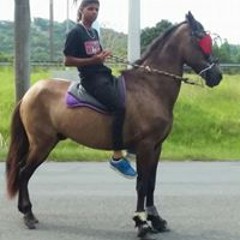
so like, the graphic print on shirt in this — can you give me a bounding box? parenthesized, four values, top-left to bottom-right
(84, 40, 101, 55)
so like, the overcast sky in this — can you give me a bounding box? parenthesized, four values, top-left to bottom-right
(0, 0, 239, 44)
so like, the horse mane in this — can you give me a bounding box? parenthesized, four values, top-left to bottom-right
(135, 21, 186, 65)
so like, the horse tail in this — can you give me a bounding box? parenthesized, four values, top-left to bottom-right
(6, 100, 29, 199)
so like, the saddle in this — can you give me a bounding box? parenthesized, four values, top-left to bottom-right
(65, 76, 126, 114)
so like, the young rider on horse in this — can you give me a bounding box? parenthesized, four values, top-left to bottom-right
(63, 0, 136, 178)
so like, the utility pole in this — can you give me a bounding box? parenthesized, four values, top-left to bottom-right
(126, 0, 140, 157)
(14, 0, 30, 101)
(49, 0, 54, 61)
(128, 0, 141, 65)
(66, 0, 69, 34)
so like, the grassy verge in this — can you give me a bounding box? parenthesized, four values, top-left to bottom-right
(163, 74, 240, 160)
(0, 67, 240, 161)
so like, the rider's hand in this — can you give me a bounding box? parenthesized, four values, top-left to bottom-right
(91, 50, 112, 64)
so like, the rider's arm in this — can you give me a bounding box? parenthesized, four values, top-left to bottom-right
(64, 50, 111, 67)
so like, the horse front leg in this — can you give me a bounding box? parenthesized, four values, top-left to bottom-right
(146, 145, 169, 232)
(133, 142, 158, 237)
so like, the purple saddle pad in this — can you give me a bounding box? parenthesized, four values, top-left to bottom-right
(65, 76, 126, 114)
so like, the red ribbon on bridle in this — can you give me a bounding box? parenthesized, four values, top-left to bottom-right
(198, 34, 213, 55)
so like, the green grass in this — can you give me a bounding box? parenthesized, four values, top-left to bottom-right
(0, 67, 240, 161)
(163, 74, 240, 160)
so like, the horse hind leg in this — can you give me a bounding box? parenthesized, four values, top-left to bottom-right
(18, 139, 57, 229)
(18, 160, 42, 229)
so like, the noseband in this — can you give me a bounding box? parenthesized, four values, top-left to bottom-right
(198, 62, 216, 79)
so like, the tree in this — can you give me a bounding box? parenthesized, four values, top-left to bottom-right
(141, 20, 173, 53)
(14, 0, 31, 101)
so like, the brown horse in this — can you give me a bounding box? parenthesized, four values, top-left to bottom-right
(6, 12, 222, 237)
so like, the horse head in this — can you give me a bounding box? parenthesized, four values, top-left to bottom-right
(183, 12, 222, 87)
(136, 12, 222, 88)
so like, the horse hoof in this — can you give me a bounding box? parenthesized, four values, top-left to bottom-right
(133, 212, 154, 238)
(147, 215, 169, 232)
(24, 217, 36, 229)
(137, 224, 152, 238)
(23, 212, 39, 229)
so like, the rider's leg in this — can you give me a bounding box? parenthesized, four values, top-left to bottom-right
(82, 73, 136, 178)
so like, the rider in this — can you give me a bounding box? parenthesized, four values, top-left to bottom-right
(63, 0, 136, 178)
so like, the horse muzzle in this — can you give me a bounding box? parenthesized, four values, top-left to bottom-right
(199, 63, 223, 88)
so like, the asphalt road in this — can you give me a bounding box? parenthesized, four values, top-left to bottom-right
(0, 161, 240, 240)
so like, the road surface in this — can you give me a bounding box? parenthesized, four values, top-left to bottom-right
(0, 161, 240, 240)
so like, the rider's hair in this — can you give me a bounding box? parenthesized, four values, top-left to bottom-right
(77, 0, 100, 22)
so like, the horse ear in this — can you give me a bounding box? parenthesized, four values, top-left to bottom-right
(186, 11, 195, 22)
(186, 11, 204, 33)
(186, 11, 196, 29)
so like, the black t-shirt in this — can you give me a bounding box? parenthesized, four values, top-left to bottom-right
(63, 24, 112, 79)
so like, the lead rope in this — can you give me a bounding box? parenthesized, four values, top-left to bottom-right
(108, 55, 204, 87)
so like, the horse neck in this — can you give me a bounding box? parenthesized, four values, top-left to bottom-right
(137, 30, 185, 108)
(136, 52, 183, 110)
(142, 34, 184, 76)
(124, 24, 189, 111)
(125, 69, 182, 114)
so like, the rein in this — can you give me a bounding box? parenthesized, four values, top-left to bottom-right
(109, 55, 204, 87)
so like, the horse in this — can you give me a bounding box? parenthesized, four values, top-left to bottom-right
(6, 12, 222, 237)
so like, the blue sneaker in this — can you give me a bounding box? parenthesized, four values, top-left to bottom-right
(109, 157, 137, 178)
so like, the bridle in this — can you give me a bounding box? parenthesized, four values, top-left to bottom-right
(191, 26, 219, 80)
(108, 22, 218, 87)
(198, 62, 216, 79)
